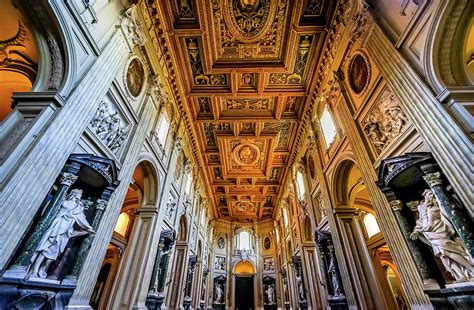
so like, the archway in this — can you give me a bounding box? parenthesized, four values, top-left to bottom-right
(233, 260, 256, 310)
(91, 160, 159, 309)
(331, 160, 407, 309)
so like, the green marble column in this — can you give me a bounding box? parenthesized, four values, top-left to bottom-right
(390, 200, 440, 287)
(9, 163, 81, 275)
(64, 197, 109, 282)
(421, 170, 474, 258)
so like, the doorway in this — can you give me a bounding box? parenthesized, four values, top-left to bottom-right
(235, 276, 254, 310)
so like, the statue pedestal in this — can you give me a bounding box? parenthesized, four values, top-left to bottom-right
(424, 283, 474, 309)
(327, 295, 348, 310)
(212, 302, 225, 310)
(263, 303, 277, 310)
(0, 276, 75, 309)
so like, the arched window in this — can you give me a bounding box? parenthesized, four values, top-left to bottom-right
(296, 171, 306, 200)
(320, 105, 337, 148)
(114, 212, 130, 237)
(282, 208, 289, 228)
(185, 174, 193, 196)
(363, 213, 381, 238)
(156, 112, 170, 147)
(237, 230, 251, 250)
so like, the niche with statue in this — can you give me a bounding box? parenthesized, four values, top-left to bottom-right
(377, 153, 473, 308)
(262, 275, 277, 309)
(316, 230, 347, 309)
(0, 154, 119, 309)
(213, 275, 226, 310)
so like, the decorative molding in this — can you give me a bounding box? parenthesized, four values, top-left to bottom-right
(121, 4, 147, 48)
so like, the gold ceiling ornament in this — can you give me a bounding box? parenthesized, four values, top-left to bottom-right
(232, 143, 261, 167)
(235, 201, 255, 213)
(223, 0, 275, 43)
(226, 98, 269, 110)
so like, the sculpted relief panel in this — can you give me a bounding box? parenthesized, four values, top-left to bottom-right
(362, 87, 408, 153)
(90, 101, 131, 154)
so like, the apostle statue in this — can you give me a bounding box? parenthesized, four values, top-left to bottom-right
(328, 252, 342, 297)
(410, 189, 474, 282)
(28, 189, 95, 278)
(215, 283, 224, 303)
(265, 284, 275, 304)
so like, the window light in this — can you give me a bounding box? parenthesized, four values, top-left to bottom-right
(320, 106, 337, 148)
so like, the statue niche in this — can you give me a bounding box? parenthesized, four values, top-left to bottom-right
(377, 153, 474, 308)
(0, 154, 119, 309)
(28, 188, 95, 279)
(213, 275, 226, 309)
(409, 189, 473, 282)
(263, 275, 277, 310)
(316, 230, 348, 309)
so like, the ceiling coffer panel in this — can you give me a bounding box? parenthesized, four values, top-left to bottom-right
(147, 0, 337, 221)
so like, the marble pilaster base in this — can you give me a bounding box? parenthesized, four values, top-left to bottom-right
(424, 284, 474, 309)
(146, 291, 165, 310)
(0, 277, 75, 309)
(327, 295, 349, 310)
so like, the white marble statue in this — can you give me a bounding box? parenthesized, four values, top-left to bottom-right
(328, 254, 342, 297)
(215, 283, 224, 303)
(265, 284, 275, 304)
(296, 273, 305, 301)
(410, 189, 474, 282)
(28, 189, 95, 278)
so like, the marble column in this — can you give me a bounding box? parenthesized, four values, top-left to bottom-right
(5, 165, 80, 278)
(64, 197, 110, 283)
(421, 169, 474, 257)
(388, 200, 441, 287)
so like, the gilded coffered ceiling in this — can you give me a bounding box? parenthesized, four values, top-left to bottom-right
(144, 0, 338, 221)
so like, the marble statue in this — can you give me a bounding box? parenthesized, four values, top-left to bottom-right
(296, 273, 305, 301)
(265, 284, 275, 304)
(410, 189, 474, 282)
(328, 254, 342, 297)
(215, 283, 224, 303)
(28, 189, 95, 278)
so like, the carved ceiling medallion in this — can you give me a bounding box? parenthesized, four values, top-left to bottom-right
(236, 201, 255, 212)
(224, 0, 275, 43)
(233, 143, 260, 166)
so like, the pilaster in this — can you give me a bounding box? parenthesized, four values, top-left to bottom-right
(334, 72, 432, 307)
(366, 24, 473, 214)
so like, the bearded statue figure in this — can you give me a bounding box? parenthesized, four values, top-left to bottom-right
(28, 189, 95, 278)
(410, 189, 474, 282)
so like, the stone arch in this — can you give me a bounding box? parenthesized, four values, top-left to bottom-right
(303, 216, 313, 241)
(134, 156, 161, 206)
(197, 240, 203, 258)
(331, 156, 357, 206)
(427, 0, 474, 90)
(233, 260, 256, 275)
(178, 214, 188, 242)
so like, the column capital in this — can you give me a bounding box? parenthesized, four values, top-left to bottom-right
(95, 199, 108, 211)
(59, 172, 78, 186)
(389, 200, 403, 212)
(422, 171, 443, 187)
